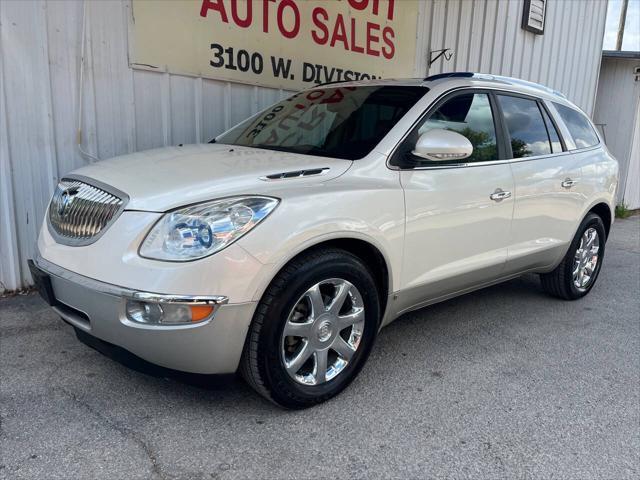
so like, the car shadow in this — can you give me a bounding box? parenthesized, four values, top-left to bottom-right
(74, 327, 240, 390)
(75, 274, 546, 398)
(387, 273, 545, 328)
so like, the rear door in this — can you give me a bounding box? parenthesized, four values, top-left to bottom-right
(497, 93, 585, 273)
(391, 90, 515, 313)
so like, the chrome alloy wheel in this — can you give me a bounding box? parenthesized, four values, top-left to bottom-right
(573, 227, 600, 290)
(280, 279, 365, 386)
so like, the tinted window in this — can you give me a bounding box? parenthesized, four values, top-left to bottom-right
(497, 95, 552, 158)
(415, 93, 498, 163)
(553, 103, 599, 149)
(215, 86, 427, 160)
(540, 105, 563, 153)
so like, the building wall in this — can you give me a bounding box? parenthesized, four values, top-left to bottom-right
(0, 0, 608, 291)
(625, 112, 640, 210)
(416, 0, 607, 115)
(593, 56, 640, 210)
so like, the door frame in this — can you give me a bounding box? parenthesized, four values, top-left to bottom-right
(387, 86, 578, 171)
(388, 88, 510, 170)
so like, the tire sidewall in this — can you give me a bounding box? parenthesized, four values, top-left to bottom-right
(258, 252, 380, 407)
(565, 214, 606, 298)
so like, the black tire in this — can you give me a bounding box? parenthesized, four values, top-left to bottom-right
(240, 247, 381, 409)
(540, 212, 607, 300)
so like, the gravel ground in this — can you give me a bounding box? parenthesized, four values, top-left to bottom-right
(1, 217, 638, 480)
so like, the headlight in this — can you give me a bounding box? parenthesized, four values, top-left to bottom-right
(139, 196, 279, 261)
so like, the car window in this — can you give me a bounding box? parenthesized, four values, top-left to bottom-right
(497, 95, 552, 158)
(215, 85, 428, 160)
(415, 93, 498, 163)
(540, 105, 563, 153)
(553, 103, 599, 149)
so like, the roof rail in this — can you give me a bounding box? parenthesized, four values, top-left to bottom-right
(423, 71, 567, 99)
(485, 74, 567, 99)
(424, 72, 474, 81)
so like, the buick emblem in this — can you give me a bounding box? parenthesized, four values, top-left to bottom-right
(58, 186, 79, 216)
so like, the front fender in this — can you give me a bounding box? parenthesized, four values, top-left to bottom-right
(246, 229, 397, 304)
(236, 188, 405, 303)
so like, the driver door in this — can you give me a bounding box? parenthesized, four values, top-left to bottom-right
(391, 90, 515, 313)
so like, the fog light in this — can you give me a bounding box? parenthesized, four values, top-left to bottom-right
(125, 300, 214, 324)
(126, 301, 164, 323)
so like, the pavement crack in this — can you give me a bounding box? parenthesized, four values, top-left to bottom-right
(54, 387, 164, 479)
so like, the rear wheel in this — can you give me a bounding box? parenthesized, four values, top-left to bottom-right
(540, 213, 606, 300)
(240, 248, 380, 408)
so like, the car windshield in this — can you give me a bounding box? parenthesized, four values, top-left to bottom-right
(215, 85, 428, 160)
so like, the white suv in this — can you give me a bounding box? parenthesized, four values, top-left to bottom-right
(30, 73, 618, 408)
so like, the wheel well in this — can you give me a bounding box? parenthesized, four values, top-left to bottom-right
(302, 238, 390, 320)
(589, 203, 612, 238)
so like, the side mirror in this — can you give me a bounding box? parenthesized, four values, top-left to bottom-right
(412, 128, 473, 162)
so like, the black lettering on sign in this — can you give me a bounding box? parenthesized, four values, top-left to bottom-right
(251, 52, 263, 74)
(302, 62, 316, 82)
(209, 42, 382, 86)
(271, 57, 293, 79)
(237, 49, 250, 72)
(224, 46, 238, 70)
(210, 43, 224, 67)
(210, 43, 265, 74)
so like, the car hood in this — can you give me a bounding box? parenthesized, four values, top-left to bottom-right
(70, 144, 352, 211)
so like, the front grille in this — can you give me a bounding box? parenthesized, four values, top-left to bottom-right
(48, 178, 126, 245)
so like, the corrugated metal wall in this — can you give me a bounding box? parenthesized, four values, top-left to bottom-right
(593, 56, 640, 210)
(414, 0, 608, 114)
(0, 0, 291, 292)
(625, 113, 640, 210)
(0, 0, 608, 291)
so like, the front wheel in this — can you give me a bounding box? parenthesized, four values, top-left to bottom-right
(240, 248, 380, 408)
(540, 213, 607, 300)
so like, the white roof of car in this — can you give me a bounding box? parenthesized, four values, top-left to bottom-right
(316, 72, 572, 106)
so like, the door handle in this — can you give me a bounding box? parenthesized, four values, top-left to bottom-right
(489, 189, 512, 202)
(561, 178, 578, 189)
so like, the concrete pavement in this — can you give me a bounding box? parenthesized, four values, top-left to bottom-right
(1, 217, 638, 479)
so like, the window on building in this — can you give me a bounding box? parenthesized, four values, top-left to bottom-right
(416, 93, 498, 163)
(553, 103, 600, 149)
(497, 95, 552, 158)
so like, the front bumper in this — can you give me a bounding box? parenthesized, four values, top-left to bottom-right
(31, 254, 257, 374)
